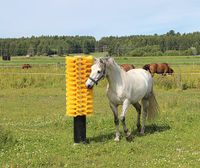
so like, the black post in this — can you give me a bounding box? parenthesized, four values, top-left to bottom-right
(74, 115, 86, 143)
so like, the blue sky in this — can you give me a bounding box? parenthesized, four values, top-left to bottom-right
(0, 0, 200, 40)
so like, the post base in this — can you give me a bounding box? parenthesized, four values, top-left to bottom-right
(74, 116, 86, 143)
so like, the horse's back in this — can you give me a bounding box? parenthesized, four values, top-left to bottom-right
(149, 63, 158, 73)
(128, 69, 152, 87)
(128, 68, 152, 80)
(157, 63, 169, 74)
(126, 69, 153, 100)
(120, 64, 135, 72)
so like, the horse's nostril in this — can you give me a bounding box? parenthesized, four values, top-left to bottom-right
(87, 84, 93, 89)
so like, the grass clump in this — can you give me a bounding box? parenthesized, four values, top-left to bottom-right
(0, 126, 17, 149)
(154, 73, 200, 90)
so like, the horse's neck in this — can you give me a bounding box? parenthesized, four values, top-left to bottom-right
(106, 62, 125, 91)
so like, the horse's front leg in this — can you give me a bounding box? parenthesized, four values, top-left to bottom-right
(120, 99, 132, 140)
(163, 69, 167, 76)
(109, 102, 120, 141)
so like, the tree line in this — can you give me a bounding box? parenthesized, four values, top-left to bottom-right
(1, 30, 200, 57)
(0, 36, 96, 56)
(98, 30, 200, 56)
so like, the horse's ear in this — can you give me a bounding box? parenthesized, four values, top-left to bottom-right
(99, 57, 108, 64)
(99, 58, 104, 64)
(106, 57, 114, 65)
(99, 57, 113, 65)
(93, 57, 98, 64)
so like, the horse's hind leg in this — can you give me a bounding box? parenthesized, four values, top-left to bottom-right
(133, 102, 141, 132)
(120, 99, 132, 140)
(109, 102, 120, 141)
(141, 98, 149, 135)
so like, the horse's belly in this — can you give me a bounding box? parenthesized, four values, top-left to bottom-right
(129, 91, 146, 103)
(107, 89, 124, 105)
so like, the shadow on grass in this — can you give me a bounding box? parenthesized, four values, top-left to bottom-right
(131, 123, 171, 137)
(87, 132, 115, 143)
(88, 124, 171, 143)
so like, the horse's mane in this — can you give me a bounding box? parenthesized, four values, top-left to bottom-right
(111, 58, 124, 71)
(143, 64, 150, 70)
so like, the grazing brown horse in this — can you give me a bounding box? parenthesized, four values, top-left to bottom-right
(22, 64, 32, 69)
(120, 64, 135, 72)
(143, 63, 174, 76)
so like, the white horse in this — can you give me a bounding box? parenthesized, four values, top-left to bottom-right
(86, 57, 159, 141)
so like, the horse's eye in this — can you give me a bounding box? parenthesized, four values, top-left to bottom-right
(97, 70, 101, 74)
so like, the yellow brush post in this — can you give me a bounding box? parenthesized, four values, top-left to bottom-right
(66, 56, 93, 143)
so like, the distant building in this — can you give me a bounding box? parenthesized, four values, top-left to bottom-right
(2, 55, 11, 61)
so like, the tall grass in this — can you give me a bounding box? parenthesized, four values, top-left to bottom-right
(154, 73, 200, 90)
(0, 126, 17, 149)
(0, 65, 65, 89)
(1, 68, 200, 90)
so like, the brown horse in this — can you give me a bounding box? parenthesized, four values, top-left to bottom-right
(120, 64, 135, 72)
(22, 64, 32, 69)
(143, 63, 174, 76)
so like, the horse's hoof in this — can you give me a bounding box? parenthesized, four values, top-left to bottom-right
(126, 131, 131, 136)
(126, 132, 133, 142)
(140, 129, 145, 135)
(114, 137, 120, 142)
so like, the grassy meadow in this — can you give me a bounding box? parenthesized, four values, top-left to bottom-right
(0, 55, 200, 167)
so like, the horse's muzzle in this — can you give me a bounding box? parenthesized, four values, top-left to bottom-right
(86, 84, 93, 89)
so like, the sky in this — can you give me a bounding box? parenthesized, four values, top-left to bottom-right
(0, 0, 200, 40)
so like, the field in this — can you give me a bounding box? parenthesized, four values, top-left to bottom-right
(0, 55, 200, 167)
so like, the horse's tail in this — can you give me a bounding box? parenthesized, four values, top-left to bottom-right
(147, 92, 159, 120)
(143, 64, 150, 71)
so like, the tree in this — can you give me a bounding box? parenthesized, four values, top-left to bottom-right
(166, 30, 176, 36)
(27, 45, 35, 56)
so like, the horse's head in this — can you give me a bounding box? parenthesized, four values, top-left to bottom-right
(168, 67, 174, 74)
(143, 64, 150, 71)
(86, 57, 112, 89)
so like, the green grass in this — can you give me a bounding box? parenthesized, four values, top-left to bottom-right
(1, 87, 200, 167)
(0, 55, 200, 167)
(0, 56, 65, 65)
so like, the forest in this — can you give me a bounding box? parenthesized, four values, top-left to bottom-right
(1, 30, 200, 57)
